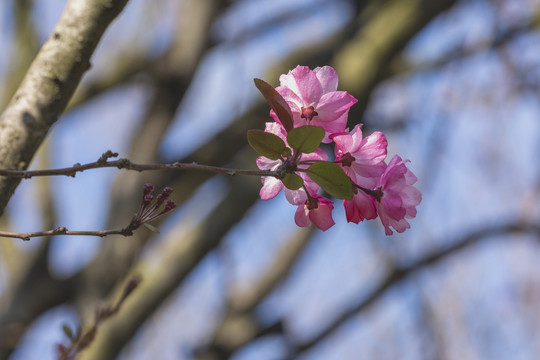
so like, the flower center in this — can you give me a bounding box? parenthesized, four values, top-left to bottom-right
(338, 152, 355, 167)
(373, 187, 384, 202)
(301, 106, 318, 122)
(306, 197, 319, 210)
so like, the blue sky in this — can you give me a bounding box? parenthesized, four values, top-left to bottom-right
(3, 0, 540, 359)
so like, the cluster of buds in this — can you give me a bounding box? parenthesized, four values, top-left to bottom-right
(249, 66, 421, 235)
(128, 183, 177, 232)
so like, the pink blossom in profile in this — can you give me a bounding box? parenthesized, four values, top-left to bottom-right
(332, 124, 387, 223)
(272, 65, 357, 142)
(344, 190, 377, 224)
(375, 155, 422, 235)
(294, 195, 335, 231)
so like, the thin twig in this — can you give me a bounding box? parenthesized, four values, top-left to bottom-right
(0, 182, 177, 241)
(0, 150, 279, 179)
(57, 275, 142, 360)
(0, 226, 135, 241)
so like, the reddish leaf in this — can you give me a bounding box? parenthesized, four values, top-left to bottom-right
(254, 78, 294, 132)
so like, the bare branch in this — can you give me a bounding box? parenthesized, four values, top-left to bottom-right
(0, 150, 278, 180)
(57, 275, 142, 360)
(0, 227, 134, 242)
(0, 182, 178, 241)
(289, 222, 540, 357)
(389, 8, 540, 77)
(195, 228, 315, 359)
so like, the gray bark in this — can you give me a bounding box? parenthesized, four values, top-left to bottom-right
(0, 0, 129, 215)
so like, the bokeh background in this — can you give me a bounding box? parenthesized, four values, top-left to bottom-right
(2, 0, 540, 359)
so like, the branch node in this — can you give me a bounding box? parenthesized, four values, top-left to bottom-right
(120, 228, 134, 237)
(97, 150, 119, 164)
(55, 226, 68, 234)
(116, 158, 131, 169)
(68, 163, 82, 177)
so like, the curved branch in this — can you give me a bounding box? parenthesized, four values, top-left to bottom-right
(290, 222, 540, 357)
(195, 228, 315, 359)
(0, 0, 130, 216)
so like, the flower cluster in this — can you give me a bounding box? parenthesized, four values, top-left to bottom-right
(250, 65, 421, 235)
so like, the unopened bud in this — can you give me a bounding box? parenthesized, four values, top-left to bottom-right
(164, 200, 177, 212)
(143, 183, 154, 196)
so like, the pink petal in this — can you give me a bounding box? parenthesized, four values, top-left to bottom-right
(264, 121, 288, 141)
(392, 219, 411, 233)
(332, 131, 354, 153)
(378, 206, 411, 235)
(309, 200, 335, 231)
(374, 154, 421, 235)
(309, 211, 335, 231)
(381, 192, 406, 220)
(312, 112, 348, 143)
(279, 68, 303, 99)
(300, 147, 329, 162)
(402, 187, 422, 217)
(315, 91, 357, 121)
(377, 204, 410, 236)
(314, 66, 338, 93)
(294, 205, 312, 227)
(275, 85, 303, 110)
(285, 188, 308, 205)
(256, 156, 280, 171)
(259, 177, 283, 200)
(289, 66, 323, 106)
(357, 131, 388, 164)
(350, 162, 386, 188)
(294, 196, 335, 230)
(344, 192, 377, 223)
(404, 166, 418, 185)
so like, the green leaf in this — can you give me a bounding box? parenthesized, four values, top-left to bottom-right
(282, 173, 304, 190)
(254, 78, 294, 132)
(143, 223, 160, 233)
(282, 147, 292, 158)
(62, 324, 74, 340)
(247, 129, 286, 160)
(287, 126, 324, 154)
(306, 162, 353, 200)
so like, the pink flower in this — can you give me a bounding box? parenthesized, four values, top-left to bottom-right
(294, 195, 335, 231)
(256, 123, 325, 205)
(344, 190, 377, 223)
(375, 155, 422, 235)
(332, 124, 387, 188)
(273, 66, 357, 142)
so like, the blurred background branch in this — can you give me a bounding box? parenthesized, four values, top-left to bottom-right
(1, 0, 540, 359)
